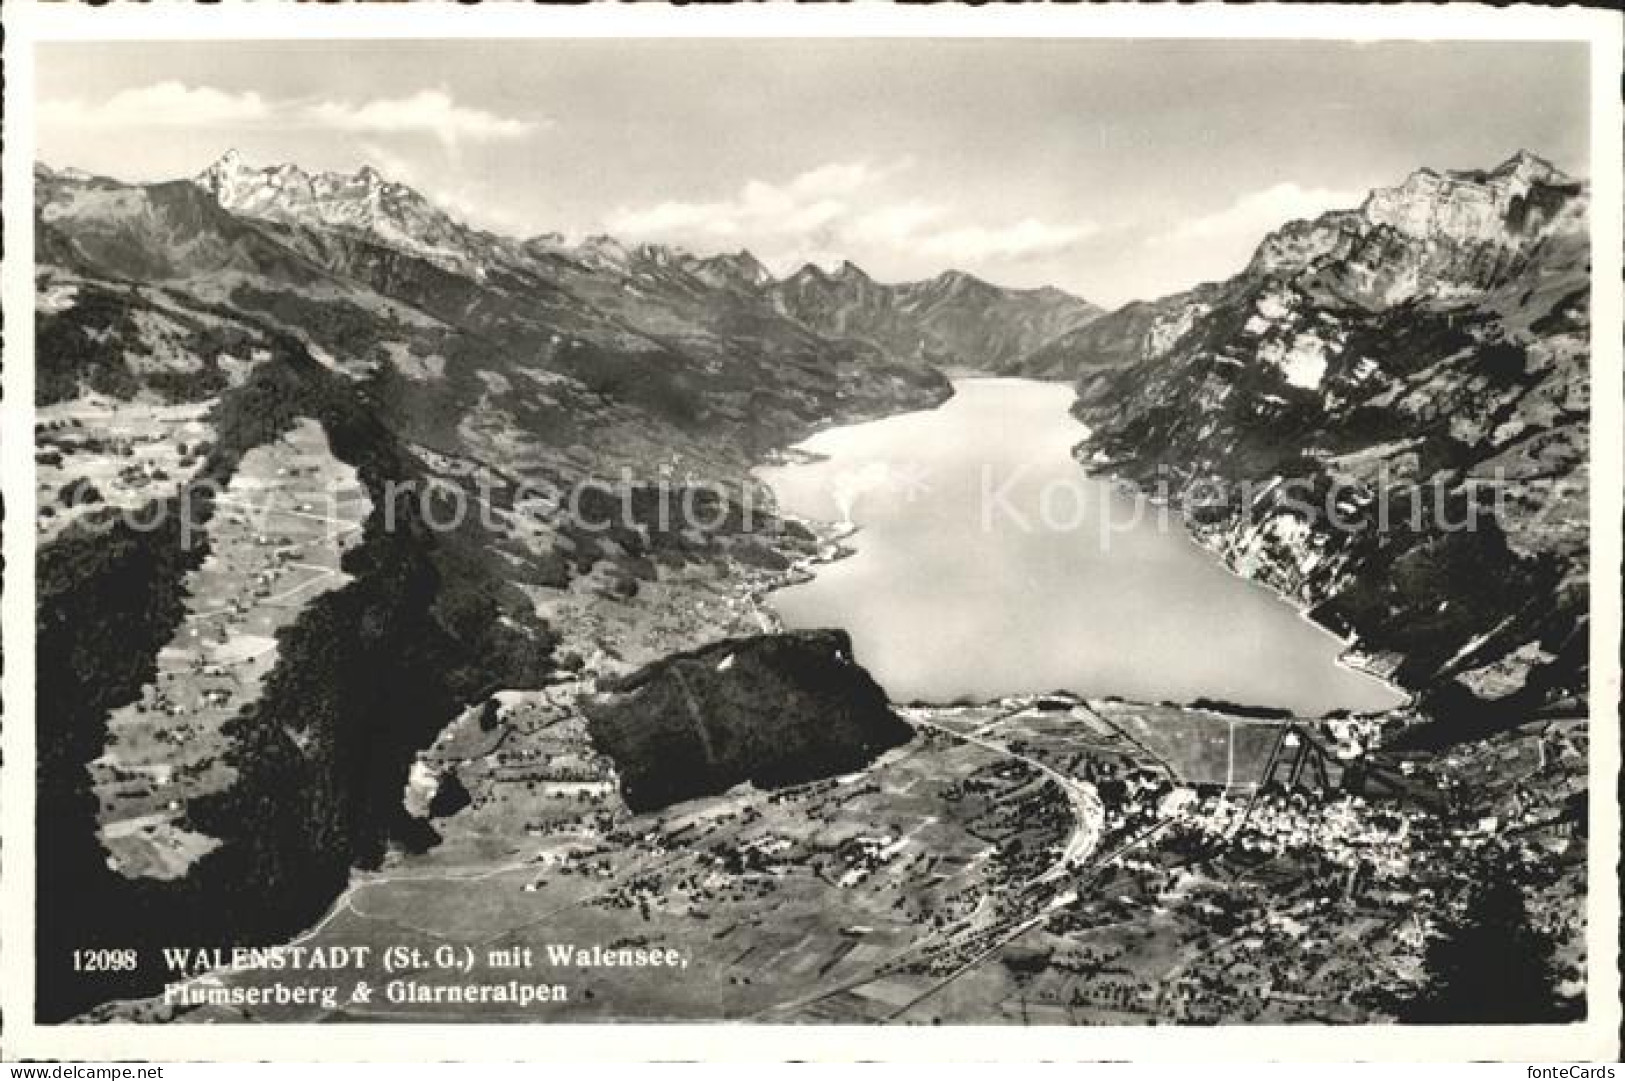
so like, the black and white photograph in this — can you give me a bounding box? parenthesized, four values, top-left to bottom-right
(2, 1, 1620, 1063)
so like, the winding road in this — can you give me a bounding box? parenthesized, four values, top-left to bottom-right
(906, 709, 1105, 887)
(757, 705, 1106, 1020)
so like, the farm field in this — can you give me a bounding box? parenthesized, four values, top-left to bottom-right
(135, 699, 1084, 1021)
(89, 418, 370, 879)
(35, 395, 214, 544)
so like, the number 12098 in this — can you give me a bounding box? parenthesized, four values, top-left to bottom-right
(73, 949, 138, 972)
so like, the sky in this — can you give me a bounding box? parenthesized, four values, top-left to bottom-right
(35, 39, 1588, 307)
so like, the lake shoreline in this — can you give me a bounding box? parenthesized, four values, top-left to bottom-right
(1085, 470, 1414, 717)
(756, 377, 1410, 719)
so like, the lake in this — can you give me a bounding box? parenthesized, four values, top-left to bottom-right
(755, 378, 1406, 715)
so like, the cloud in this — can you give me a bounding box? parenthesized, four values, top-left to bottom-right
(607, 160, 899, 241)
(306, 90, 542, 145)
(850, 201, 946, 244)
(604, 160, 1096, 275)
(39, 81, 272, 128)
(1156, 182, 1362, 248)
(917, 218, 1099, 263)
(356, 142, 532, 235)
(40, 82, 542, 147)
(1140, 182, 1363, 290)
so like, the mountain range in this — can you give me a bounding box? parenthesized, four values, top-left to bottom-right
(193, 149, 1104, 369)
(770, 260, 1101, 369)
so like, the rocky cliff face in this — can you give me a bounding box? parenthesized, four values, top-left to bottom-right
(1247, 149, 1585, 310)
(1023, 152, 1589, 725)
(585, 631, 912, 812)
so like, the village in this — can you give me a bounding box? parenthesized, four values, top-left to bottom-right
(35, 394, 216, 544)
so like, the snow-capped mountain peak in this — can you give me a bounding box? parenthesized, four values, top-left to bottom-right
(193, 151, 491, 274)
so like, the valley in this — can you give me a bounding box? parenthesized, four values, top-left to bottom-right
(33, 147, 1592, 1027)
(91, 418, 371, 881)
